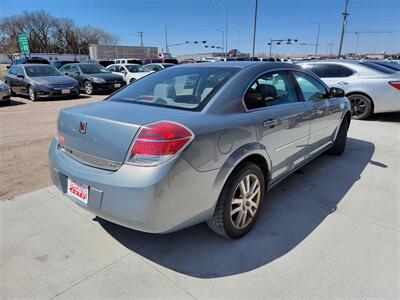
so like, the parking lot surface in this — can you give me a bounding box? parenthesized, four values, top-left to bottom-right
(1, 119, 399, 299)
(0, 95, 104, 200)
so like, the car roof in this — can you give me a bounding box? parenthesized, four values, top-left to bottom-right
(19, 64, 53, 67)
(171, 61, 301, 70)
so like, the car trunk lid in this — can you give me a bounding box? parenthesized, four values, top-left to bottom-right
(57, 100, 196, 169)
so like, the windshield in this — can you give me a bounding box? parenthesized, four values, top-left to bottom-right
(25, 65, 62, 77)
(359, 61, 397, 74)
(126, 65, 146, 73)
(108, 66, 238, 111)
(80, 64, 110, 74)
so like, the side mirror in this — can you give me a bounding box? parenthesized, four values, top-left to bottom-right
(121, 70, 127, 75)
(330, 87, 345, 98)
(74, 72, 80, 76)
(6, 65, 10, 69)
(17, 74, 24, 79)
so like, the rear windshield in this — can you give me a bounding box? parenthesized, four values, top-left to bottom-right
(127, 60, 142, 64)
(126, 65, 146, 72)
(163, 59, 178, 64)
(359, 61, 397, 74)
(80, 64, 110, 74)
(25, 65, 61, 77)
(109, 66, 238, 111)
(27, 59, 50, 64)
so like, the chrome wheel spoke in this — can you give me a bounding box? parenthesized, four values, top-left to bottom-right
(232, 198, 243, 205)
(230, 206, 241, 216)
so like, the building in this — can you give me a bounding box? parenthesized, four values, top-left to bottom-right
(11, 53, 88, 62)
(89, 44, 158, 60)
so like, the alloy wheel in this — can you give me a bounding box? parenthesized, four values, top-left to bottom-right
(84, 82, 93, 95)
(230, 174, 261, 229)
(348, 94, 371, 119)
(28, 87, 35, 101)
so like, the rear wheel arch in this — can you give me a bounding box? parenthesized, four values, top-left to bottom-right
(346, 91, 374, 113)
(214, 144, 272, 194)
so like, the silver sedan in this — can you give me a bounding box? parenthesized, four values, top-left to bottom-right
(49, 62, 351, 238)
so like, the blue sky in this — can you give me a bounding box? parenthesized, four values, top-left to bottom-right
(1, 0, 399, 56)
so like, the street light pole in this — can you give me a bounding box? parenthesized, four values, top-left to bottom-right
(212, 1, 228, 57)
(269, 39, 272, 57)
(338, 0, 351, 57)
(252, 0, 258, 59)
(216, 29, 224, 56)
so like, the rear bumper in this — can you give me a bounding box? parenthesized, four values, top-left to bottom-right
(48, 139, 219, 233)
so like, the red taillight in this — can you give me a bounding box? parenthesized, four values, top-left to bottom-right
(126, 121, 194, 166)
(389, 81, 400, 90)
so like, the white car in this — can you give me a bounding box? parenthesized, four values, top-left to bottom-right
(107, 64, 152, 84)
(299, 60, 400, 119)
(142, 63, 175, 72)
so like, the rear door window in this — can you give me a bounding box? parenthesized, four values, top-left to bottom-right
(303, 64, 354, 78)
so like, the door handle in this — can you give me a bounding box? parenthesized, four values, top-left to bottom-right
(311, 109, 323, 116)
(263, 119, 278, 128)
(337, 81, 349, 85)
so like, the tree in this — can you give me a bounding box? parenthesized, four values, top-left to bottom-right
(0, 10, 118, 55)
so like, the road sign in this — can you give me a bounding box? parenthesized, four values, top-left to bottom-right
(18, 34, 30, 54)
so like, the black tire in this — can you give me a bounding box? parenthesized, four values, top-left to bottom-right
(84, 81, 94, 95)
(28, 86, 36, 101)
(207, 162, 265, 239)
(328, 117, 349, 155)
(347, 93, 373, 120)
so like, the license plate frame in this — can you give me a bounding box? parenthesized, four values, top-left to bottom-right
(61, 89, 71, 94)
(67, 178, 88, 205)
(114, 83, 121, 88)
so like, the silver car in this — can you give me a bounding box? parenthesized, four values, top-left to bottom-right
(299, 60, 400, 119)
(0, 80, 11, 104)
(49, 62, 351, 238)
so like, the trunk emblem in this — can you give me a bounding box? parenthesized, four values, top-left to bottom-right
(79, 122, 87, 134)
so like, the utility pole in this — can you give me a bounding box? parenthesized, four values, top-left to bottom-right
(138, 31, 144, 58)
(165, 23, 173, 53)
(138, 31, 144, 46)
(311, 23, 320, 57)
(338, 0, 350, 57)
(252, 0, 258, 59)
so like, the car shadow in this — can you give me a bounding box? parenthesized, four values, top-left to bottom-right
(0, 99, 26, 107)
(366, 112, 400, 123)
(97, 137, 375, 278)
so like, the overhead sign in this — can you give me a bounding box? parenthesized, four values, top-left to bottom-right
(18, 34, 30, 54)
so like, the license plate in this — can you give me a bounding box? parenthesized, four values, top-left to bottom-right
(114, 83, 121, 88)
(67, 178, 88, 204)
(61, 89, 70, 94)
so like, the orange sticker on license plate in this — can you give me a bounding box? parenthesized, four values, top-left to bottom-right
(67, 178, 88, 204)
